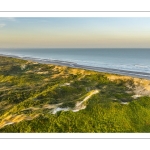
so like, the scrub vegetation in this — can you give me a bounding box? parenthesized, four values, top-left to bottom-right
(0, 56, 150, 132)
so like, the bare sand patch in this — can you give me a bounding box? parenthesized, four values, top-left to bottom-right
(52, 107, 70, 114)
(73, 90, 100, 112)
(0, 113, 40, 129)
(107, 74, 150, 97)
(36, 71, 49, 74)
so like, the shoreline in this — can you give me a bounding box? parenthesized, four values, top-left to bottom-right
(1, 54, 150, 80)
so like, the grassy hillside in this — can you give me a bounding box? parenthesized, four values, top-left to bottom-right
(0, 55, 150, 132)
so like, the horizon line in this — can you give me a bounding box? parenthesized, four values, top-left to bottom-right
(1, 47, 150, 49)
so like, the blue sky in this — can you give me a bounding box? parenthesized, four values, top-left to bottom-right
(0, 17, 150, 48)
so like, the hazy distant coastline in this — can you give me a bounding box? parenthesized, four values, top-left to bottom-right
(1, 54, 150, 80)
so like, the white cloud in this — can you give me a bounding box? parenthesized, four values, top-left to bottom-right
(0, 17, 16, 22)
(5, 17, 16, 21)
(0, 23, 6, 28)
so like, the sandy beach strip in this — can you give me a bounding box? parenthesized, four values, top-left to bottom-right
(1, 54, 150, 80)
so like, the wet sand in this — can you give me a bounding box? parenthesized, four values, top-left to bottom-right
(1, 54, 150, 80)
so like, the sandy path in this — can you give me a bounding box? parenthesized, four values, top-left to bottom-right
(51, 90, 100, 114)
(73, 90, 99, 112)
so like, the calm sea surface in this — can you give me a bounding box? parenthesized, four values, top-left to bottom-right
(0, 48, 150, 73)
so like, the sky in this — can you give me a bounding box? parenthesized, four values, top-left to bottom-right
(0, 17, 150, 48)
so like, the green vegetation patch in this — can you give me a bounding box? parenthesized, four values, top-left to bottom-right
(0, 56, 150, 132)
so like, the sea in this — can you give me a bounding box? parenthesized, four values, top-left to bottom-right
(0, 48, 150, 74)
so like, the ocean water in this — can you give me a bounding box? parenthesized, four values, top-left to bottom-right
(0, 48, 150, 73)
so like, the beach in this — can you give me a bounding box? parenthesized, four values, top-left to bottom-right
(29, 58, 150, 80)
(1, 54, 150, 80)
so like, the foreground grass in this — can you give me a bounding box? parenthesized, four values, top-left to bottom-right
(1, 96, 150, 133)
